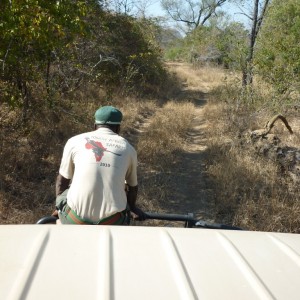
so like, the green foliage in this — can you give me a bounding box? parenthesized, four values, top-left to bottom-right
(79, 11, 166, 95)
(0, 1, 167, 115)
(255, 0, 300, 94)
(216, 22, 248, 69)
(0, 0, 88, 111)
(164, 46, 184, 61)
(163, 22, 248, 70)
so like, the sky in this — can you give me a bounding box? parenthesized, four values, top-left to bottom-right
(147, 0, 164, 17)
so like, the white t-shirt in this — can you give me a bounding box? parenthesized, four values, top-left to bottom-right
(59, 127, 138, 222)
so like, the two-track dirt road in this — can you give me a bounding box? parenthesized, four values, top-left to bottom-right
(133, 63, 226, 224)
(163, 63, 221, 222)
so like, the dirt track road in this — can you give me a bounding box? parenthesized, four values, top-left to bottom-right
(164, 63, 218, 222)
(130, 63, 225, 225)
(167, 100, 215, 221)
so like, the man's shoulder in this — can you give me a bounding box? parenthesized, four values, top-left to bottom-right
(112, 136, 136, 156)
(120, 136, 136, 151)
(66, 131, 93, 145)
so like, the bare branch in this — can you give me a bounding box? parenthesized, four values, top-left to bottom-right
(161, 0, 228, 30)
(235, 11, 253, 20)
(2, 39, 13, 76)
(264, 114, 293, 136)
(255, 0, 270, 37)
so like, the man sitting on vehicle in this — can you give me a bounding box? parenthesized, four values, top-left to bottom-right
(54, 105, 145, 224)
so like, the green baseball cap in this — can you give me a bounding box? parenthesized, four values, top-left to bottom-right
(94, 106, 123, 125)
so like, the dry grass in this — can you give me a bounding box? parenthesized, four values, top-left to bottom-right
(137, 101, 194, 168)
(204, 79, 300, 233)
(2, 63, 299, 232)
(0, 63, 185, 224)
(136, 101, 195, 215)
(0, 89, 162, 224)
(166, 62, 229, 92)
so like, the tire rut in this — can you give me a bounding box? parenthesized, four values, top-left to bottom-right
(127, 63, 217, 225)
(167, 98, 215, 222)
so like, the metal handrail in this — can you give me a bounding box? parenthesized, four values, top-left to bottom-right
(36, 212, 243, 230)
(144, 212, 243, 230)
(36, 216, 58, 224)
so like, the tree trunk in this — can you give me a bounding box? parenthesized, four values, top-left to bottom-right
(243, 0, 270, 87)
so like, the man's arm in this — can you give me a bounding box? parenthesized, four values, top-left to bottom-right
(52, 174, 71, 218)
(56, 174, 71, 196)
(52, 174, 70, 217)
(126, 185, 146, 221)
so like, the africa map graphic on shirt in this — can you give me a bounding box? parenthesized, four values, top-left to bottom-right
(85, 138, 121, 162)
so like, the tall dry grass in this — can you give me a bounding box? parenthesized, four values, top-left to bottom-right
(0, 89, 161, 224)
(166, 62, 227, 92)
(137, 101, 194, 168)
(0, 66, 183, 224)
(3, 62, 299, 232)
(135, 101, 195, 219)
(204, 78, 300, 233)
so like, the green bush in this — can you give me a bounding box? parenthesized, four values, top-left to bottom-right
(255, 0, 300, 94)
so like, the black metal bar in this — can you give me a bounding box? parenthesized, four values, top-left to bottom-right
(145, 212, 196, 226)
(36, 212, 243, 230)
(145, 212, 243, 230)
(36, 216, 58, 224)
(194, 220, 243, 230)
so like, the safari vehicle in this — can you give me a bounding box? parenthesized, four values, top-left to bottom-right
(1, 213, 300, 300)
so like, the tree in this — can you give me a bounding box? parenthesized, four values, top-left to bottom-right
(230, 0, 270, 85)
(0, 0, 168, 122)
(89, 13, 166, 95)
(244, 0, 270, 85)
(106, 0, 136, 14)
(161, 0, 228, 32)
(163, 19, 248, 70)
(0, 0, 88, 118)
(104, 0, 158, 16)
(255, 0, 300, 94)
(216, 22, 248, 69)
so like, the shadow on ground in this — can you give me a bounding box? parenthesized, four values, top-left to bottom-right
(137, 88, 217, 226)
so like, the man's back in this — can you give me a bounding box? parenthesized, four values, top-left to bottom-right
(59, 127, 137, 222)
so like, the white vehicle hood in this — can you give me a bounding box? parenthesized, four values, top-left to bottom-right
(1, 225, 300, 300)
